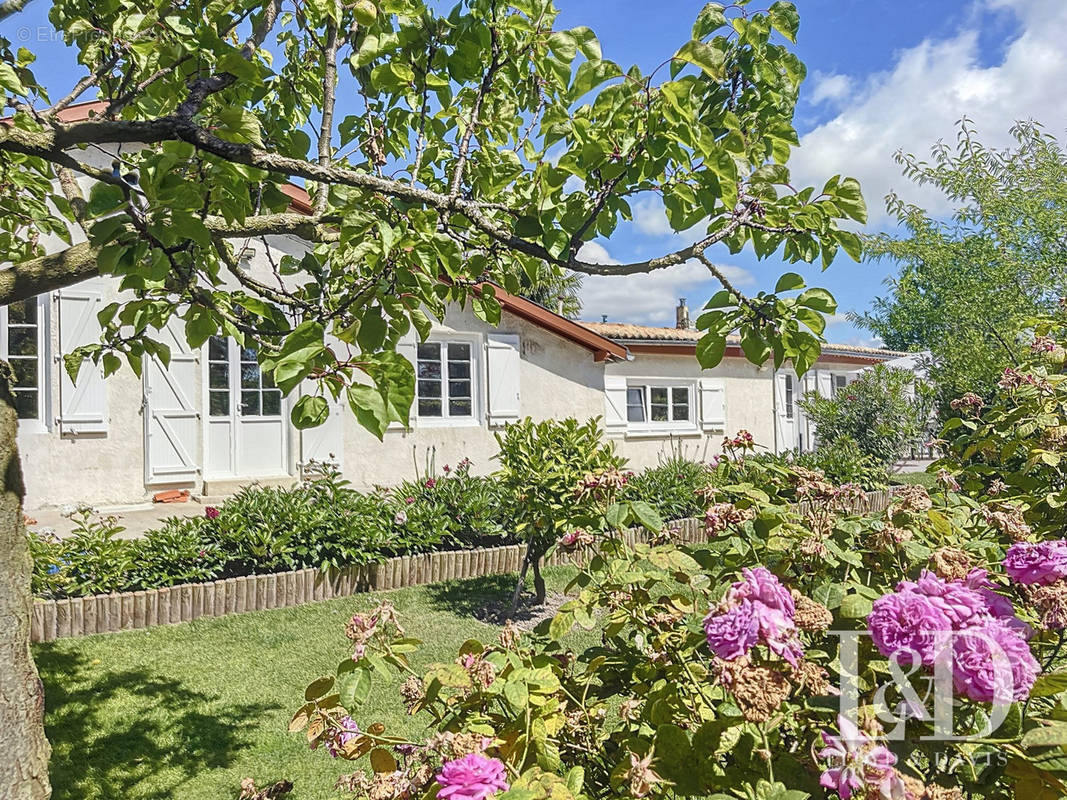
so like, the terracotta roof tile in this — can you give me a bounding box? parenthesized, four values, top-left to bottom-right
(579, 321, 909, 359)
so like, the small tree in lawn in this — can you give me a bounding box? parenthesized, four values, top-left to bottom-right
(798, 364, 930, 466)
(493, 417, 621, 612)
(0, 0, 866, 795)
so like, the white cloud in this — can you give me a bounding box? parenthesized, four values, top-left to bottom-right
(809, 72, 853, 106)
(577, 242, 754, 326)
(632, 196, 675, 237)
(791, 0, 1067, 225)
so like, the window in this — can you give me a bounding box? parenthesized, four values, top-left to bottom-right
(208, 336, 282, 418)
(417, 341, 475, 420)
(784, 374, 794, 419)
(833, 374, 848, 396)
(1, 297, 46, 422)
(625, 384, 692, 427)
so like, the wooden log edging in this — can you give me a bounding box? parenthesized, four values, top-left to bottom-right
(30, 489, 893, 643)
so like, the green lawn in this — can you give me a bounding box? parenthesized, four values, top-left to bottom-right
(35, 568, 578, 800)
(889, 470, 937, 489)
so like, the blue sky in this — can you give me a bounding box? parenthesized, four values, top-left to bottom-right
(3, 0, 1063, 345)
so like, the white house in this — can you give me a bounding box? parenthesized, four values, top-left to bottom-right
(7, 102, 910, 510)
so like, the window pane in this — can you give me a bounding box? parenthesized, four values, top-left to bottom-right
(9, 358, 36, 388)
(240, 346, 257, 363)
(417, 360, 441, 379)
(262, 371, 276, 389)
(448, 342, 470, 361)
(626, 387, 646, 422)
(241, 363, 260, 389)
(673, 402, 689, 421)
(418, 379, 441, 398)
(448, 359, 470, 379)
(448, 379, 471, 399)
(449, 398, 472, 417)
(8, 300, 35, 325)
(417, 343, 441, 361)
(418, 398, 442, 417)
(13, 390, 37, 419)
(672, 388, 689, 421)
(208, 336, 227, 362)
(650, 403, 669, 422)
(8, 328, 36, 356)
(241, 391, 260, 416)
(261, 390, 281, 416)
(209, 390, 229, 417)
(650, 387, 669, 405)
(209, 363, 228, 389)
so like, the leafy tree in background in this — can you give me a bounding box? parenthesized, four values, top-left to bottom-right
(798, 364, 929, 466)
(0, 0, 866, 795)
(516, 262, 583, 318)
(859, 120, 1067, 413)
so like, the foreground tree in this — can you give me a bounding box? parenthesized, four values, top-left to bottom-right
(0, 0, 865, 795)
(860, 120, 1067, 413)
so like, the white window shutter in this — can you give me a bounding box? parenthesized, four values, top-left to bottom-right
(486, 333, 520, 425)
(57, 286, 108, 435)
(603, 375, 627, 435)
(699, 377, 726, 431)
(817, 370, 833, 397)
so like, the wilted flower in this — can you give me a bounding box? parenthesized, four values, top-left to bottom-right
(792, 592, 833, 632)
(399, 676, 425, 712)
(818, 714, 906, 800)
(558, 528, 594, 549)
(1031, 335, 1057, 353)
(498, 621, 521, 650)
(929, 547, 973, 582)
(704, 502, 753, 535)
(1029, 581, 1067, 630)
(949, 392, 984, 415)
(456, 653, 495, 689)
(987, 479, 1007, 496)
(394, 510, 408, 525)
(715, 657, 791, 723)
(890, 484, 932, 515)
(322, 715, 360, 758)
(622, 750, 663, 799)
(981, 503, 1031, 540)
(936, 469, 960, 492)
(435, 753, 509, 800)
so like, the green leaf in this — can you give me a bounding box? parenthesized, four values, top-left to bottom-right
(696, 332, 728, 369)
(629, 500, 663, 533)
(86, 183, 126, 218)
(673, 39, 726, 81)
(291, 395, 329, 429)
(839, 593, 873, 619)
(1022, 723, 1067, 749)
(768, 2, 800, 43)
(338, 667, 372, 707)
(1032, 671, 1067, 698)
(796, 287, 837, 314)
(692, 3, 727, 38)
(353, 0, 376, 25)
(774, 272, 805, 293)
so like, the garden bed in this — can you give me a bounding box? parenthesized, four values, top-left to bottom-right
(30, 490, 892, 643)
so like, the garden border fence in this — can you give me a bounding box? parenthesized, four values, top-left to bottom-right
(29, 489, 892, 643)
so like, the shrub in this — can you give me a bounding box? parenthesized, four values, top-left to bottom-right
(795, 437, 889, 490)
(30, 506, 134, 599)
(127, 519, 225, 588)
(798, 363, 930, 466)
(624, 451, 711, 520)
(493, 417, 624, 608)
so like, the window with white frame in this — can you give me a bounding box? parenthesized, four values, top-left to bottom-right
(0, 297, 47, 423)
(625, 383, 693, 427)
(416, 341, 475, 420)
(784, 374, 795, 419)
(833, 374, 848, 396)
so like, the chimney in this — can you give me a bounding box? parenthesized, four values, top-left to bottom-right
(601, 314, 608, 323)
(676, 298, 690, 329)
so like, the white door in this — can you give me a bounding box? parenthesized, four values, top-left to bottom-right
(144, 321, 200, 484)
(204, 336, 288, 478)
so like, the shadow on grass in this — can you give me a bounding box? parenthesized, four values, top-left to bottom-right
(36, 646, 275, 800)
(424, 572, 518, 618)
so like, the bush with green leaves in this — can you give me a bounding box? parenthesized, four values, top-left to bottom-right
(296, 419, 1067, 800)
(493, 417, 625, 610)
(799, 364, 929, 466)
(624, 449, 714, 521)
(29, 506, 133, 599)
(754, 437, 889, 491)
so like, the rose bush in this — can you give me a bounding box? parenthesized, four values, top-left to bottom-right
(292, 384, 1067, 800)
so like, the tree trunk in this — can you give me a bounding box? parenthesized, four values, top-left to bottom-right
(0, 363, 50, 799)
(508, 548, 532, 617)
(531, 556, 546, 606)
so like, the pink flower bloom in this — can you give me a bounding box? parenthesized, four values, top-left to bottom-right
(425, 478, 437, 489)
(405, 496, 416, 505)
(952, 621, 1039, 703)
(868, 591, 953, 668)
(728, 567, 795, 617)
(205, 506, 220, 519)
(818, 715, 905, 800)
(897, 571, 991, 629)
(703, 601, 760, 660)
(1004, 540, 1067, 586)
(394, 511, 408, 525)
(443, 464, 451, 473)
(436, 753, 509, 800)
(323, 715, 360, 758)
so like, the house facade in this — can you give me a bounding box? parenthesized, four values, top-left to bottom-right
(10, 272, 906, 510)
